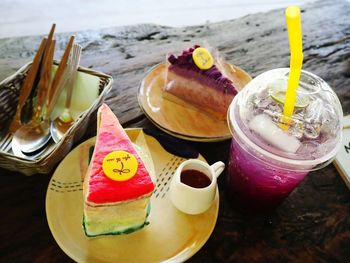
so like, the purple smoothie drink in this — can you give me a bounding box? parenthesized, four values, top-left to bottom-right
(227, 68, 343, 213)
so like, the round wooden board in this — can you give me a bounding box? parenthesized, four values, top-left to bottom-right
(138, 63, 251, 142)
(46, 128, 219, 263)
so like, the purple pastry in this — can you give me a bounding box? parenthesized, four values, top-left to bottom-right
(164, 45, 240, 120)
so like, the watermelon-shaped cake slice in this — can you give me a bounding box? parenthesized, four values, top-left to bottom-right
(83, 104, 155, 237)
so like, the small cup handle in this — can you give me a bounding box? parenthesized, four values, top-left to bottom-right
(211, 161, 225, 178)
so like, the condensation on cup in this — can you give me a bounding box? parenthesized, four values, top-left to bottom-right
(227, 68, 343, 213)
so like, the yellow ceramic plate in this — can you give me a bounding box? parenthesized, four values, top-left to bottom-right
(46, 128, 219, 263)
(138, 63, 251, 142)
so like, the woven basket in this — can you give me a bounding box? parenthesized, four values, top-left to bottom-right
(0, 62, 113, 175)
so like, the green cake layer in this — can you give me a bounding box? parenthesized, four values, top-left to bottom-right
(82, 203, 151, 237)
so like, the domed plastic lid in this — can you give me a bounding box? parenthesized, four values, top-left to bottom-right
(228, 68, 343, 170)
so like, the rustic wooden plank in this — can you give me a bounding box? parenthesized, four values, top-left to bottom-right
(0, 0, 349, 262)
(0, 0, 349, 126)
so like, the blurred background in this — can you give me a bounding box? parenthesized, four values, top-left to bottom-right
(0, 0, 314, 38)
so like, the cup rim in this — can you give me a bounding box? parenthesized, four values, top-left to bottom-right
(227, 69, 343, 171)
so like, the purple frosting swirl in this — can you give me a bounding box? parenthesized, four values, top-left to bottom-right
(167, 45, 237, 95)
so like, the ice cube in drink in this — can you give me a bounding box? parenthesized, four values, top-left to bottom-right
(227, 68, 343, 213)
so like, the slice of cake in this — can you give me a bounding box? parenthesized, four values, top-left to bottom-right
(83, 104, 155, 237)
(164, 45, 241, 120)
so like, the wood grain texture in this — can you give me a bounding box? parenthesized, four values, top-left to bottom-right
(0, 0, 350, 262)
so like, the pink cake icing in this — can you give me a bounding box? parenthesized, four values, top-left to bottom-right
(85, 104, 155, 204)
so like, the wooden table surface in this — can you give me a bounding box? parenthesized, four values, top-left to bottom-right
(1, 0, 349, 262)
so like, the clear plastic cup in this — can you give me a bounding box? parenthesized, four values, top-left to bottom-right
(227, 68, 343, 213)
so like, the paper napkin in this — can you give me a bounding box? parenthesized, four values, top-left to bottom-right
(50, 65, 100, 120)
(334, 115, 350, 189)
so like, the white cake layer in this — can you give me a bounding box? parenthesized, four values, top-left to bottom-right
(84, 196, 150, 236)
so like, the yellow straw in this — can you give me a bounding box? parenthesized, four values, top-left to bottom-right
(283, 6, 303, 128)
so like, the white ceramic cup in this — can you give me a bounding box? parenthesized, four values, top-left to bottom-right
(170, 159, 225, 215)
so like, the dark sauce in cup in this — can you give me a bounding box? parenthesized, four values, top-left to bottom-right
(180, 169, 211, 188)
